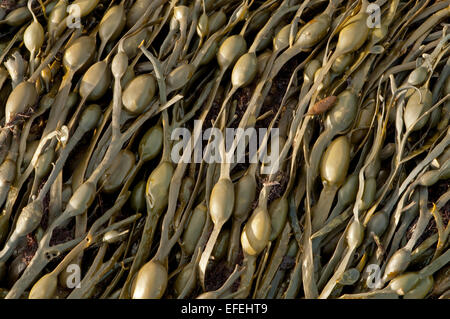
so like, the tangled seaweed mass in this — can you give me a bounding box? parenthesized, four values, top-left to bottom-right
(0, 0, 449, 299)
